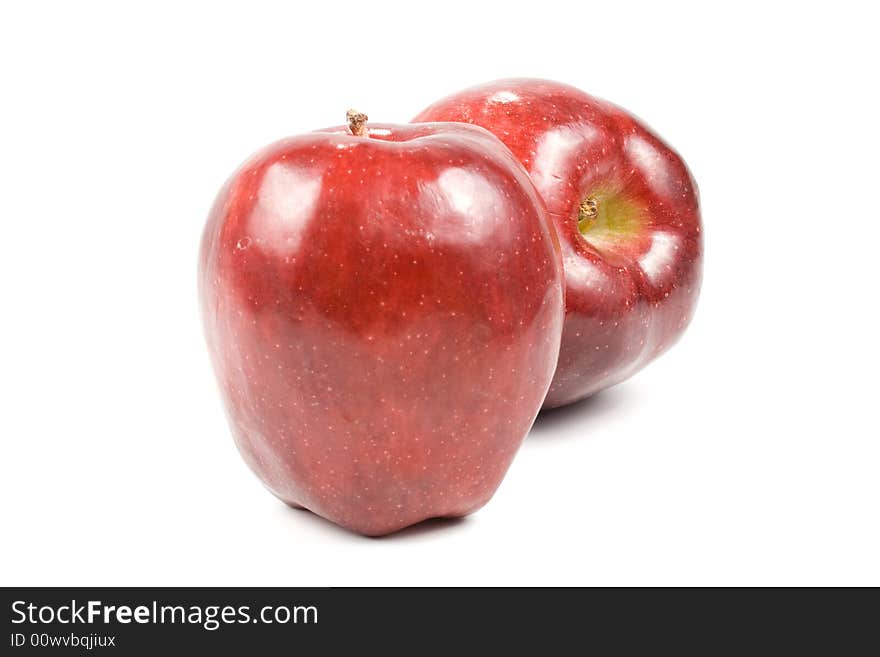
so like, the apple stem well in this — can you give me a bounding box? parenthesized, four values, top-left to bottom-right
(577, 191, 645, 244)
(346, 109, 369, 137)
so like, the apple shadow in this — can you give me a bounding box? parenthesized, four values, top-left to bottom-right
(374, 515, 470, 541)
(528, 385, 636, 439)
(281, 503, 472, 541)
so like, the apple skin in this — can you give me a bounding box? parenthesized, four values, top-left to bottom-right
(199, 120, 564, 536)
(414, 79, 703, 408)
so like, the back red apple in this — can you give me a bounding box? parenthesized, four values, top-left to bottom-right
(414, 79, 703, 408)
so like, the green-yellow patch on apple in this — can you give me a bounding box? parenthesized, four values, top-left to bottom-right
(577, 188, 646, 248)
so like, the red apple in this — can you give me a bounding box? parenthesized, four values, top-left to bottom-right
(414, 80, 703, 408)
(199, 112, 564, 536)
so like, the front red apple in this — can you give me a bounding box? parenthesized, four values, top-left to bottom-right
(414, 79, 703, 408)
(199, 116, 563, 536)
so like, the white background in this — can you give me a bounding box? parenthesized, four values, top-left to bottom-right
(1, 1, 878, 586)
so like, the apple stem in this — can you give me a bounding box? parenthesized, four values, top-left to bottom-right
(346, 109, 369, 137)
(578, 197, 599, 233)
(579, 198, 598, 220)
